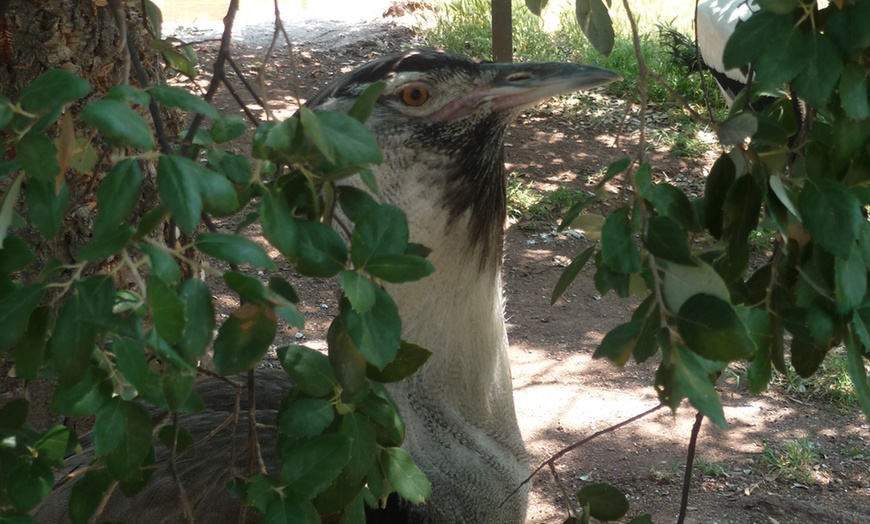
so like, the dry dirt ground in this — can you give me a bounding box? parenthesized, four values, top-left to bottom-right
(170, 5, 870, 524)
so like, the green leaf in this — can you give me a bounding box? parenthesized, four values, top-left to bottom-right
(551, 246, 595, 305)
(213, 304, 277, 376)
(278, 345, 336, 397)
(576, 483, 629, 521)
(148, 277, 186, 345)
(0, 96, 11, 129)
(366, 340, 432, 383)
(48, 297, 98, 386)
(351, 205, 408, 267)
(600, 207, 640, 274)
(158, 424, 194, 453)
(35, 425, 76, 466)
(678, 294, 755, 362)
(106, 84, 151, 105)
(177, 279, 215, 363)
(315, 111, 383, 168)
(835, 248, 866, 314)
(327, 318, 369, 394)
(745, 308, 774, 393)
(19, 69, 90, 114)
(93, 397, 126, 456)
(50, 366, 112, 416)
(18, 132, 59, 181)
(25, 176, 68, 238)
(717, 112, 758, 146)
(13, 306, 50, 379)
(160, 368, 196, 412)
(341, 270, 376, 313)
(156, 155, 203, 235)
(68, 470, 113, 524)
(723, 11, 810, 91)
(105, 401, 152, 482)
(364, 254, 434, 284)
(593, 321, 641, 366)
(594, 157, 631, 192)
(575, 0, 615, 57)
(348, 81, 386, 123)
(722, 173, 763, 261)
(358, 386, 405, 446)
(340, 412, 378, 484)
(159, 43, 198, 79)
(768, 174, 800, 223)
(0, 174, 24, 248)
(790, 337, 828, 378)
(300, 106, 334, 163)
(196, 165, 240, 217)
(76, 225, 135, 261)
(0, 398, 27, 429)
(793, 34, 843, 109)
(94, 159, 142, 235)
(839, 63, 870, 120)
(134, 205, 168, 241)
(0, 284, 44, 351)
(847, 318, 870, 422)
(7, 458, 53, 511)
(147, 85, 217, 118)
(673, 345, 727, 429)
(210, 114, 247, 143)
(296, 219, 347, 278)
(113, 336, 148, 391)
(280, 434, 353, 497)
(141, 243, 181, 285)
(650, 183, 696, 231)
(381, 447, 431, 504)
(80, 100, 155, 149)
(645, 216, 692, 265)
(194, 232, 277, 270)
(260, 190, 299, 258)
(280, 398, 335, 439)
(341, 288, 401, 369)
(337, 185, 378, 224)
(207, 149, 252, 185)
(800, 177, 862, 259)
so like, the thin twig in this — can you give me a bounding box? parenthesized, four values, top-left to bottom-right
(677, 411, 705, 524)
(501, 404, 663, 507)
(168, 413, 196, 523)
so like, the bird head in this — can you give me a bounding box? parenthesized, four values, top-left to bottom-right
(306, 48, 622, 267)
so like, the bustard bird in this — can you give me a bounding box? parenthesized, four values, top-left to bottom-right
(34, 48, 620, 523)
(696, 0, 759, 107)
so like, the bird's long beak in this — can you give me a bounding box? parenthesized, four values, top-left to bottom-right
(427, 61, 622, 122)
(486, 62, 622, 112)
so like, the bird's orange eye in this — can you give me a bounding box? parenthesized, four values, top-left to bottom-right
(400, 86, 429, 106)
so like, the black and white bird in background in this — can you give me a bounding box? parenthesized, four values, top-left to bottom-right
(35, 49, 620, 523)
(661, 0, 772, 109)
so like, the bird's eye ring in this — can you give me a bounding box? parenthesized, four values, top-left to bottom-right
(400, 85, 430, 107)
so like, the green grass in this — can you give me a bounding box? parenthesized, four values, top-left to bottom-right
(648, 459, 681, 484)
(772, 349, 860, 407)
(693, 458, 727, 478)
(760, 439, 820, 484)
(506, 173, 592, 220)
